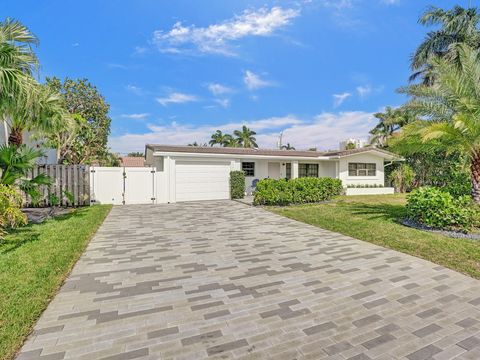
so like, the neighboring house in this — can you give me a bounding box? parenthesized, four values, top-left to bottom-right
(120, 156, 145, 167)
(0, 121, 58, 164)
(145, 144, 400, 203)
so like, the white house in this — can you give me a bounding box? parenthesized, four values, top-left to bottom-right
(144, 144, 400, 203)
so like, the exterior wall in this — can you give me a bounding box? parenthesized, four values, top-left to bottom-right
(318, 161, 337, 178)
(243, 159, 269, 194)
(338, 153, 385, 187)
(346, 187, 395, 196)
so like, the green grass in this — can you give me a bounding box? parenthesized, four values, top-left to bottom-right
(269, 194, 480, 279)
(0, 205, 111, 360)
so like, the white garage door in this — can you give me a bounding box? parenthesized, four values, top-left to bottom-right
(175, 161, 230, 202)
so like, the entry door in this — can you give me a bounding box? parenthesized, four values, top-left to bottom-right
(175, 161, 230, 201)
(268, 162, 281, 179)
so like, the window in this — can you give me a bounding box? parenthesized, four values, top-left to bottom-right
(299, 164, 319, 178)
(348, 163, 376, 176)
(242, 162, 255, 176)
(286, 163, 292, 179)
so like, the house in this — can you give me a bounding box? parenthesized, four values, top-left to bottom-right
(144, 144, 400, 203)
(120, 156, 146, 167)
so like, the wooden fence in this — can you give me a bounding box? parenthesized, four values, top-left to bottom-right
(24, 165, 91, 207)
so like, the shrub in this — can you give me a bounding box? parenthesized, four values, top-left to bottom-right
(254, 177, 343, 206)
(230, 171, 245, 199)
(406, 187, 479, 232)
(390, 164, 415, 193)
(0, 184, 28, 238)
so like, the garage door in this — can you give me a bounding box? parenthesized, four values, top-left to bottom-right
(175, 161, 230, 201)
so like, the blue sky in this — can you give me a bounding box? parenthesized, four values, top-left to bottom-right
(3, 0, 463, 153)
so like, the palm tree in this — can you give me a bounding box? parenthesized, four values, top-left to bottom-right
(209, 130, 233, 147)
(0, 18, 39, 116)
(411, 5, 480, 83)
(370, 107, 416, 147)
(5, 84, 71, 147)
(234, 125, 257, 148)
(396, 44, 480, 202)
(281, 143, 295, 150)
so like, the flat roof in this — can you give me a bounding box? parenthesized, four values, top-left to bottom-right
(145, 144, 401, 159)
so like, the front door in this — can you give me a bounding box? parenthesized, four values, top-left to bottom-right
(268, 162, 281, 179)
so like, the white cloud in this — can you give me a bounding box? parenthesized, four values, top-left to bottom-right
(108, 112, 377, 153)
(244, 70, 274, 90)
(380, 0, 400, 4)
(207, 83, 233, 96)
(121, 113, 150, 119)
(333, 92, 351, 107)
(156, 92, 198, 106)
(72, 42, 80, 47)
(356, 85, 372, 98)
(152, 6, 300, 56)
(214, 98, 230, 108)
(125, 85, 142, 96)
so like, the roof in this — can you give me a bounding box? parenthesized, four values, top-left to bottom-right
(120, 156, 145, 167)
(145, 144, 401, 160)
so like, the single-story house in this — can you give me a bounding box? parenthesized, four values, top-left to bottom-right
(145, 144, 401, 203)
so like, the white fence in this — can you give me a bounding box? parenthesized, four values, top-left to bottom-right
(90, 167, 167, 205)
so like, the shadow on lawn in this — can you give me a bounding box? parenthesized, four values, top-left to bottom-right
(338, 201, 406, 223)
(0, 208, 87, 255)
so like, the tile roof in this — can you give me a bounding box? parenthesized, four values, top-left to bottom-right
(120, 156, 146, 167)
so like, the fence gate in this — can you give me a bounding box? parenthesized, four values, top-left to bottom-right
(90, 167, 156, 205)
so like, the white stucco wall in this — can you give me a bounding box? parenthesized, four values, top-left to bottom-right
(338, 153, 385, 187)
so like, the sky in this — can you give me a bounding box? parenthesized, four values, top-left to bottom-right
(2, 0, 466, 153)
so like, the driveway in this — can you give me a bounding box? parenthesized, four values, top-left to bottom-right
(18, 201, 480, 360)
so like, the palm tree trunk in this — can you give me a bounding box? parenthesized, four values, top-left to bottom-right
(8, 126, 23, 147)
(471, 153, 480, 203)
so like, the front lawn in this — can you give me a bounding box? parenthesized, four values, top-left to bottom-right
(269, 194, 480, 279)
(0, 205, 111, 360)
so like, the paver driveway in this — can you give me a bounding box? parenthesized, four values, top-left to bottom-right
(17, 201, 480, 360)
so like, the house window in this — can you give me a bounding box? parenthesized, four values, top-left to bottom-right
(348, 163, 376, 176)
(299, 164, 319, 178)
(286, 163, 292, 179)
(242, 162, 255, 176)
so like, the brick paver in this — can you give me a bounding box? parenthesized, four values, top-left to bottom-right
(17, 201, 480, 359)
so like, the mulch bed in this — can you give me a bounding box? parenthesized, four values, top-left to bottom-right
(401, 218, 480, 241)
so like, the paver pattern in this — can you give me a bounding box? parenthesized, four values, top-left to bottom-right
(17, 201, 480, 359)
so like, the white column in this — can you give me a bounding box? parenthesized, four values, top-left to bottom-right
(292, 161, 299, 178)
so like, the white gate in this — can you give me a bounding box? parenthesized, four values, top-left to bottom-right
(90, 167, 158, 205)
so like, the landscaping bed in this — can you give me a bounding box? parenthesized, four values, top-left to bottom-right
(0, 205, 111, 360)
(269, 194, 480, 279)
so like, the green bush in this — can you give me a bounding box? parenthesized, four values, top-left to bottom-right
(390, 164, 415, 193)
(0, 184, 28, 239)
(406, 187, 479, 232)
(254, 177, 343, 206)
(230, 171, 245, 199)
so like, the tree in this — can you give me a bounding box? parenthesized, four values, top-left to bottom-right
(389, 164, 415, 193)
(127, 152, 144, 157)
(396, 44, 480, 202)
(209, 130, 233, 147)
(45, 77, 111, 164)
(281, 143, 295, 150)
(5, 84, 72, 147)
(411, 5, 480, 83)
(345, 142, 356, 150)
(369, 107, 416, 147)
(187, 141, 207, 147)
(0, 18, 39, 116)
(234, 125, 258, 148)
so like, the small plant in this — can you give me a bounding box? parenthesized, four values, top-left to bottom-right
(406, 187, 479, 232)
(390, 164, 415, 193)
(48, 193, 60, 207)
(0, 184, 28, 239)
(230, 171, 245, 199)
(63, 190, 75, 205)
(254, 177, 343, 206)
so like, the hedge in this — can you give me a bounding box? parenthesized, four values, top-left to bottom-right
(406, 187, 479, 232)
(230, 171, 245, 199)
(253, 177, 343, 206)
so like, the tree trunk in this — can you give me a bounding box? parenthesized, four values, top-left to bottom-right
(471, 153, 480, 203)
(8, 126, 23, 147)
